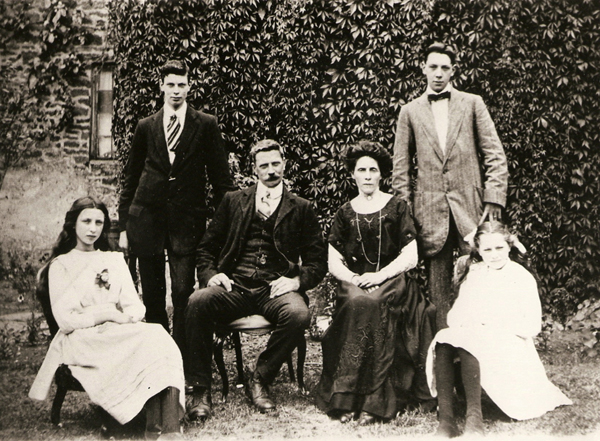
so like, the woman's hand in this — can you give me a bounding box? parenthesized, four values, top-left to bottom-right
(93, 309, 133, 326)
(353, 272, 387, 289)
(111, 311, 134, 324)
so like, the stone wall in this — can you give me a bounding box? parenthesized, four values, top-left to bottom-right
(3, 0, 113, 161)
(1, 0, 118, 251)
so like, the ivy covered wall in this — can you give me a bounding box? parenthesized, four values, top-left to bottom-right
(0, 0, 119, 251)
(109, 0, 600, 319)
(1, 0, 112, 168)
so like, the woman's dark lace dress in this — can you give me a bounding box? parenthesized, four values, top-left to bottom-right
(315, 196, 436, 419)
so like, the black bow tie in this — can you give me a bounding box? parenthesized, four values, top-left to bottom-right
(428, 91, 451, 102)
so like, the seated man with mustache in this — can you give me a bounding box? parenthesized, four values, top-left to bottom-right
(184, 139, 327, 418)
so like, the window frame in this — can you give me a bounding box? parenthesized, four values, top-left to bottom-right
(90, 62, 115, 160)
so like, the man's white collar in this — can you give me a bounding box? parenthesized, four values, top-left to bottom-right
(256, 181, 283, 199)
(426, 84, 453, 96)
(164, 102, 187, 119)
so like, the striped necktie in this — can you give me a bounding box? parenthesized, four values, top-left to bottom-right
(258, 190, 272, 219)
(167, 114, 181, 152)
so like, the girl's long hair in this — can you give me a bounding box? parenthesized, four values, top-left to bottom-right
(36, 196, 112, 335)
(453, 221, 531, 295)
(50, 196, 112, 259)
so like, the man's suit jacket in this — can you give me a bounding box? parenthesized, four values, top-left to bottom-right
(392, 89, 508, 258)
(196, 185, 327, 296)
(119, 106, 234, 257)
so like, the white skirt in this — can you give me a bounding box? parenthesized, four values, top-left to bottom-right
(30, 322, 184, 424)
(425, 326, 572, 420)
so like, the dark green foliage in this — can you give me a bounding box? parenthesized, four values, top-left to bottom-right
(0, 68, 39, 191)
(430, 0, 600, 318)
(23, 0, 92, 130)
(566, 298, 600, 358)
(0, 242, 40, 299)
(109, 0, 600, 319)
(0, 0, 92, 191)
(0, 0, 35, 46)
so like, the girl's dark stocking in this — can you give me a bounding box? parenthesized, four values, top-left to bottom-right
(160, 386, 182, 435)
(457, 348, 485, 435)
(434, 343, 459, 437)
(145, 393, 162, 440)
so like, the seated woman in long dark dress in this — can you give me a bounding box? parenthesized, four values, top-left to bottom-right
(315, 141, 436, 425)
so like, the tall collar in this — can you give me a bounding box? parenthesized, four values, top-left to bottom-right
(163, 102, 187, 121)
(426, 84, 453, 97)
(256, 181, 283, 200)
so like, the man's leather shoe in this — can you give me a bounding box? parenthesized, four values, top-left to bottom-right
(188, 387, 212, 420)
(250, 378, 276, 413)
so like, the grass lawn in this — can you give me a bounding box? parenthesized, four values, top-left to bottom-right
(1, 326, 599, 441)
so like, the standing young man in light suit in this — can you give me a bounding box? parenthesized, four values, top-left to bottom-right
(392, 43, 508, 329)
(118, 60, 235, 355)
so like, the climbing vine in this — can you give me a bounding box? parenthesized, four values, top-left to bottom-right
(0, 0, 92, 191)
(107, 0, 599, 320)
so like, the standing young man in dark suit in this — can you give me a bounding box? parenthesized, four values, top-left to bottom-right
(185, 139, 327, 419)
(118, 60, 235, 355)
(392, 43, 508, 330)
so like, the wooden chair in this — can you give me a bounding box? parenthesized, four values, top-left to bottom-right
(35, 267, 86, 426)
(213, 314, 306, 401)
(35, 246, 139, 427)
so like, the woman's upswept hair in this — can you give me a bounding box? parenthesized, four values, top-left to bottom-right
(36, 197, 112, 334)
(344, 140, 393, 178)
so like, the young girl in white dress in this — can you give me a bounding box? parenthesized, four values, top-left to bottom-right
(29, 197, 185, 440)
(426, 221, 572, 437)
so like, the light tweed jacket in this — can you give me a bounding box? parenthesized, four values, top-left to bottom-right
(392, 88, 508, 258)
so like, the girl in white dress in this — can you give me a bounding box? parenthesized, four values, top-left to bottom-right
(426, 221, 571, 437)
(29, 197, 185, 440)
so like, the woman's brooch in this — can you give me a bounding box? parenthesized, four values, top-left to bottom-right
(95, 269, 111, 290)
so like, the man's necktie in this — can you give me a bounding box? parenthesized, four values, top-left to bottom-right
(167, 114, 181, 152)
(258, 191, 272, 219)
(428, 91, 451, 102)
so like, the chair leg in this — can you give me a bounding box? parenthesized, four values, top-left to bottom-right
(233, 331, 245, 388)
(296, 336, 307, 393)
(213, 338, 229, 402)
(51, 385, 68, 426)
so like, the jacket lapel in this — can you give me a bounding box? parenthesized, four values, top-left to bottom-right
(235, 186, 257, 252)
(151, 109, 171, 174)
(443, 90, 466, 164)
(274, 187, 295, 231)
(171, 107, 199, 173)
(234, 185, 294, 246)
(416, 94, 445, 162)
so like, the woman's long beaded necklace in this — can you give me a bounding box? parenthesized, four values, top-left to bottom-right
(355, 209, 382, 272)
